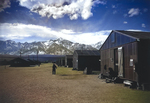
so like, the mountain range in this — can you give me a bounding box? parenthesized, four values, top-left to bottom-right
(0, 38, 102, 55)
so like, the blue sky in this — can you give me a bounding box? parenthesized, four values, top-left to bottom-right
(0, 0, 150, 44)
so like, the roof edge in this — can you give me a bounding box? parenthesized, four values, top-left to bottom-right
(114, 30, 139, 40)
(99, 30, 140, 51)
(99, 30, 113, 50)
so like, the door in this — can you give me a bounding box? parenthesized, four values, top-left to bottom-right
(114, 49, 118, 74)
(118, 47, 124, 77)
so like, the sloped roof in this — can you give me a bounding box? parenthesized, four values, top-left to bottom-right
(115, 30, 150, 39)
(66, 55, 73, 58)
(75, 50, 100, 56)
(11, 57, 28, 62)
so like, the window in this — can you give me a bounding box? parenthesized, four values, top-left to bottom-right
(130, 59, 133, 66)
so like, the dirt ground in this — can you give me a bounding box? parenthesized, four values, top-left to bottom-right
(0, 63, 150, 103)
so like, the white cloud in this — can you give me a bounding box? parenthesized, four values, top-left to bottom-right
(128, 8, 140, 17)
(0, 0, 11, 12)
(0, 23, 57, 40)
(123, 21, 127, 24)
(61, 30, 111, 44)
(18, 0, 104, 20)
(112, 5, 116, 8)
(142, 23, 146, 28)
(61, 29, 75, 34)
(0, 23, 110, 44)
(127, 29, 142, 31)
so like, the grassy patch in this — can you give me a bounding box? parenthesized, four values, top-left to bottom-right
(55, 64, 150, 103)
(1, 63, 150, 103)
(91, 71, 101, 75)
(56, 66, 82, 75)
(111, 85, 150, 103)
(56, 66, 86, 79)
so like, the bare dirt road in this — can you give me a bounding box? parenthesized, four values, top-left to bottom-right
(0, 63, 150, 103)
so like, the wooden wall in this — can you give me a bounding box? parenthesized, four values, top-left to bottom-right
(101, 42, 138, 81)
(78, 56, 100, 71)
(73, 52, 78, 69)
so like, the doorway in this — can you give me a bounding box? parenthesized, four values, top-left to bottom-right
(118, 47, 124, 77)
(114, 48, 118, 74)
(114, 47, 124, 77)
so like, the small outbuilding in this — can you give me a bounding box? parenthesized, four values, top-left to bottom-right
(10, 58, 30, 67)
(65, 55, 73, 67)
(56, 56, 65, 66)
(26, 59, 36, 65)
(73, 50, 100, 72)
(100, 30, 150, 90)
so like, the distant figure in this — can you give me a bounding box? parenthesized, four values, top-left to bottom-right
(52, 63, 57, 74)
(38, 62, 41, 67)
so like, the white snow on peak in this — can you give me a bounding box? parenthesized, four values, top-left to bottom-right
(39, 51, 45, 54)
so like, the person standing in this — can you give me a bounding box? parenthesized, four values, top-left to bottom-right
(52, 63, 57, 74)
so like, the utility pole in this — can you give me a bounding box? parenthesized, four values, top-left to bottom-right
(37, 47, 40, 66)
(37, 50, 39, 61)
(81, 46, 83, 52)
(20, 47, 24, 58)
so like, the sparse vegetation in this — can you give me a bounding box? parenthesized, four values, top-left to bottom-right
(56, 66, 86, 80)
(0, 63, 150, 103)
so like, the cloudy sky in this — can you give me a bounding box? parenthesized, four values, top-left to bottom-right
(0, 0, 150, 44)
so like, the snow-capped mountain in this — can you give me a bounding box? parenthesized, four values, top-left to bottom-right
(0, 38, 102, 55)
(92, 41, 103, 50)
